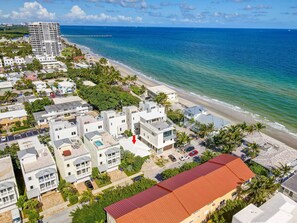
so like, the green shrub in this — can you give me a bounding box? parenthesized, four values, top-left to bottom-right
(69, 194, 79, 205)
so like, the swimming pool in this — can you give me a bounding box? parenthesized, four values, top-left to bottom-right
(94, 140, 103, 147)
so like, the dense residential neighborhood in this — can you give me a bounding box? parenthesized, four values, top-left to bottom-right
(0, 22, 297, 223)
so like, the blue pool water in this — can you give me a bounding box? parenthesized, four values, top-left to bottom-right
(94, 140, 103, 147)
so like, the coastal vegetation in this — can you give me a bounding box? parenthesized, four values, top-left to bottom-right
(58, 179, 79, 205)
(0, 41, 32, 58)
(0, 25, 29, 39)
(16, 195, 42, 223)
(26, 58, 43, 71)
(167, 109, 184, 125)
(175, 131, 191, 148)
(70, 178, 156, 223)
(91, 167, 111, 188)
(119, 150, 148, 176)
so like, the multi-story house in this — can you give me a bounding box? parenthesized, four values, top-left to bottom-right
(123, 101, 166, 135)
(17, 136, 58, 199)
(14, 57, 25, 66)
(29, 22, 62, 56)
(49, 120, 78, 141)
(0, 155, 19, 213)
(105, 154, 255, 223)
(139, 104, 175, 154)
(56, 81, 76, 95)
(76, 115, 104, 137)
(101, 110, 128, 138)
(147, 85, 178, 103)
(43, 101, 91, 121)
(84, 131, 121, 173)
(281, 173, 297, 202)
(2, 57, 14, 67)
(50, 120, 91, 183)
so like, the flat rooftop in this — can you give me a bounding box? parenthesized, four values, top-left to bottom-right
(282, 174, 297, 194)
(53, 138, 90, 161)
(148, 85, 176, 94)
(85, 131, 118, 150)
(0, 81, 13, 89)
(150, 120, 172, 131)
(0, 155, 15, 181)
(0, 109, 27, 119)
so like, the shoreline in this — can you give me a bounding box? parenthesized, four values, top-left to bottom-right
(64, 38, 297, 149)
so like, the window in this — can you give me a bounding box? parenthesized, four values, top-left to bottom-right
(122, 120, 125, 123)
(98, 125, 102, 129)
(100, 162, 103, 165)
(68, 172, 71, 176)
(86, 129, 88, 132)
(99, 154, 102, 157)
(28, 177, 32, 181)
(30, 186, 34, 190)
(71, 131, 76, 135)
(67, 164, 70, 167)
(289, 191, 293, 197)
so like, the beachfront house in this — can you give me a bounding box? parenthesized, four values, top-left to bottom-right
(105, 155, 254, 223)
(83, 131, 121, 173)
(76, 115, 104, 137)
(0, 155, 19, 213)
(50, 120, 92, 183)
(147, 85, 178, 103)
(139, 104, 175, 155)
(101, 110, 128, 138)
(17, 136, 58, 199)
(232, 192, 297, 223)
(184, 105, 230, 130)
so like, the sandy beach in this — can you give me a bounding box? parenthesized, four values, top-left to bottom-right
(66, 38, 297, 149)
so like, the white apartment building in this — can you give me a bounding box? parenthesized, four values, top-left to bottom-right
(76, 115, 104, 137)
(84, 131, 121, 173)
(139, 106, 175, 155)
(17, 136, 58, 199)
(0, 155, 19, 213)
(50, 120, 91, 183)
(29, 22, 62, 56)
(101, 110, 128, 138)
(57, 81, 76, 95)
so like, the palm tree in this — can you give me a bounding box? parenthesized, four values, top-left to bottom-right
(79, 189, 96, 205)
(247, 142, 260, 158)
(200, 150, 218, 163)
(254, 122, 266, 135)
(176, 131, 191, 148)
(154, 92, 168, 106)
(243, 175, 279, 206)
(278, 163, 292, 179)
(222, 143, 235, 154)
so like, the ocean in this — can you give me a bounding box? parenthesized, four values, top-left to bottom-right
(61, 26, 297, 135)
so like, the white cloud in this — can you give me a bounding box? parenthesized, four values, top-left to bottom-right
(66, 5, 142, 23)
(8, 1, 55, 20)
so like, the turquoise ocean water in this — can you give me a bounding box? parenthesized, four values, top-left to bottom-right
(61, 26, 297, 135)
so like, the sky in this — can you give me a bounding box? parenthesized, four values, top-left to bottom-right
(0, 0, 297, 28)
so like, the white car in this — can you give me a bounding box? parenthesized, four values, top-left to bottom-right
(179, 155, 190, 161)
(1, 136, 6, 142)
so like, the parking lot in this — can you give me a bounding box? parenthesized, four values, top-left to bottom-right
(0, 128, 48, 144)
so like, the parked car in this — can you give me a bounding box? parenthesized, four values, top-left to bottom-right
(133, 175, 143, 182)
(11, 208, 22, 223)
(188, 150, 198, 157)
(84, 180, 94, 190)
(184, 146, 195, 153)
(193, 156, 201, 163)
(179, 155, 190, 161)
(1, 136, 6, 142)
(168, 154, 177, 162)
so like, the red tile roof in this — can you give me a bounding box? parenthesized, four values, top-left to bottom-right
(105, 154, 254, 223)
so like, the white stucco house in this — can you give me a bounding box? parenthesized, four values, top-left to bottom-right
(76, 115, 104, 137)
(147, 85, 178, 103)
(101, 110, 128, 138)
(17, 136, 58, 199)
(0, 155, 19, 213)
